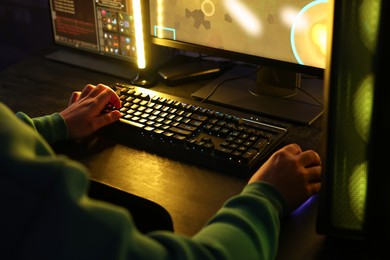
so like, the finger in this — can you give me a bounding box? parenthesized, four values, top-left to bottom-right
(307, 165, 322, 182)
(98, 84, 121, 108)
(87, 84, 119, 106)
(97, 84, 120, 108)
(299, 150, 321, 167)
(79, 84, 95, 99)
(283, 143, 302, 155)
(95, 87, 121, 109)
(94, 110, 121, 129)
(110, 92, 121, 109)
(310, 182, 322, 195)
(69, 91, 81, 106)
(89, 84, 111, 97)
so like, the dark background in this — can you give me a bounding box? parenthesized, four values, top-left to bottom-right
(0, 0, 52, 71)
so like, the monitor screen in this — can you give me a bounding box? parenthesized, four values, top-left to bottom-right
(45, 0, 146, 81)
(149, 0, 333, 124)
(49, 0, 136, 61)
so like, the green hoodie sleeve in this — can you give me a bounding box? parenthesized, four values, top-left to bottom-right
(0, 102, 288, 260)
(16, 111, 69, 143)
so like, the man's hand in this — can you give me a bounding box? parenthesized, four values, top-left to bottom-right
(249, 143, 322, 212)
(60, 84, 122, 139)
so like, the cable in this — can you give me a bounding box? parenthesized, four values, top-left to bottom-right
(295, 86, 323, 106)
(200, 64, 262, 103)
(200, 64, 323, 107)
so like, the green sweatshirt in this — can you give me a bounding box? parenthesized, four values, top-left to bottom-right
(0, 102, 287, 260)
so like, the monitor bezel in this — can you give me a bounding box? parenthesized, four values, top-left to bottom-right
(151, 30, 325, 80)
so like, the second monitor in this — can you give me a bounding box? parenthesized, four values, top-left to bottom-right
(149, 0, 332, 124)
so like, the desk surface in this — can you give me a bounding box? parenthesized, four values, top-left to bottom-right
(1, 50, 378, 259)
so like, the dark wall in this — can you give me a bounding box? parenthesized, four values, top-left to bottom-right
(0, 0, 52, 71)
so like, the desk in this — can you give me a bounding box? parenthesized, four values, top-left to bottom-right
(2, 51, 375, 259)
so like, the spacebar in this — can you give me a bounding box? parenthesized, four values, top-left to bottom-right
(120, 119, 145, 128)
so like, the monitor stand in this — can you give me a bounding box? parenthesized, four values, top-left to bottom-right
(191, 64, 324, 125)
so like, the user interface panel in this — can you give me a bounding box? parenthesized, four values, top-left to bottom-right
(49, 0, 136, 61)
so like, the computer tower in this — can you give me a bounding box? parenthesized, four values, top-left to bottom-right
(316, 0, 390, 243)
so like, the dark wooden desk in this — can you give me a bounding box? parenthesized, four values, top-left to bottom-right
(3, 51, 377, 259)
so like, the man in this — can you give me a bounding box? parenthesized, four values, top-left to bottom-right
(0, 83, 321, 259)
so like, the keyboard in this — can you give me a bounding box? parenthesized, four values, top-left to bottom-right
(104, 83, 289, 178)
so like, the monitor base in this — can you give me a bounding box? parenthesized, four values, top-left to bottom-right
(157, 55, 222, 86)
(131, 69, 157, 88)
(192, 64, 324, 125)
(45, 48, 139, 81)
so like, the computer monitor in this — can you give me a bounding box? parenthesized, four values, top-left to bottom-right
(45, 0, 155, 85)
(149, 0, 332, 124)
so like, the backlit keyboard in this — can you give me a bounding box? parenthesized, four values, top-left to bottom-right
(104, 83, 289, 178)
